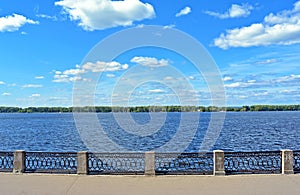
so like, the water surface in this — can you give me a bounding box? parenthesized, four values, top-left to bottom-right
(0, 112, 299, 152)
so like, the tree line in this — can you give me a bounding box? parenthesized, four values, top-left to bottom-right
(0, 105, 300, 113)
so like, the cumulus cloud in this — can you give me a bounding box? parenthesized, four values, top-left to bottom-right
(82, 61, 128, 72)
(175, 6, 191, 17)
(163, 24, 175, 29)
(214, 1, 300, 49)
(204, 4, 253, 19)
(55, 0, 155, 31)
(280, 89, 296, 94)
(224, 82, 244, 88)
(106, 73, 115, 78)
(22, 84, 43, 88)
(2, 92, 11, 96)
(0, 14, 39, 32)
(36, 14, 58, 21)
(253, 91, 269, 97)
(188, 76, 195, 80)
(35, 76, 45, 79)
(274, 74, 300, 83)
(0, 81, 5, 85)
(223, 76, 233, 81)
(30, 94, 41, 97)
(131, 56, 169, 67)
(224, 73, 300, 89)
(149, 89, 165, 93)
(255, 59, 278, 65)
(53, 61, 128, 82)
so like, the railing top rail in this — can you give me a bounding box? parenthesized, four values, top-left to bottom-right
(25, 151, 78, 154)
(88, 152, 145, 154)
(155, 152, 214, 155)
(0, 151, 14, 153)
(224, 150, 281, 154)
(0, 150, 292, 154)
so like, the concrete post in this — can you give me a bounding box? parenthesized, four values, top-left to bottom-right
(13, 150, 25, 173)
(145, 151, 155, 176)
(77, 151, 88, 175)
(214, 150, 225, 176)
(281, 150, 294, 174)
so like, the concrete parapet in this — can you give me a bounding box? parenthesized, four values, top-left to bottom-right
(145, 151, 155, 176)
(13, 150, 25, 173)
(214, 150, 225, 176)
(77, 151, 88, 175)
(281, 150, 294, 174)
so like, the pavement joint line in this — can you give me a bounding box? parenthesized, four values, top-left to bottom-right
(64, 176, 79, 194)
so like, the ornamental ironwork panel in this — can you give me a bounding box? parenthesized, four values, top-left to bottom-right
(293, 150, 300, 173)
(224, 151, 281, 174)
(88, 153, 145, 174)
(25, 152, 77, 173)
(155, 152, 214, 175)
(0, 151, 14, 172)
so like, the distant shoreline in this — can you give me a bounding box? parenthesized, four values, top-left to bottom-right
(0, 105, 300, 113)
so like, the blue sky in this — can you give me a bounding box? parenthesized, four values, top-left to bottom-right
(0, 0, 300, 107)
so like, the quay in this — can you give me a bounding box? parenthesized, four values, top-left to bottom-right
(1, 173, 300, 194)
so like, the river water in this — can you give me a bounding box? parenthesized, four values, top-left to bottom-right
(0, 111, 299, 152)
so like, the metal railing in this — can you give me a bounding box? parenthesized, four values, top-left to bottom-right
(224, 151, 281, 174)
(88, 153, 145, 175)
(155, 152, 213, 175)
(293, 150, 300, 173)
(2, 150, 300, 175)
(25, 152, 77, 174)
(0, 151, 14, 172)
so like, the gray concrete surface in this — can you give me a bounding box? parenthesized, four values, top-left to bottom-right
(0, 173, 300, 194)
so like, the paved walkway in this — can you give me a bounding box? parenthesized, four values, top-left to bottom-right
(1, 173, 300, 194)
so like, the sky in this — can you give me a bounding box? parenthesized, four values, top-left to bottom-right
(0, 0, 300, 107)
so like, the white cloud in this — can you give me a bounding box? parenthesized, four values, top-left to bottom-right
(63, 68, 86, 75)
(0, 81, 5, 85)
(36, 14, 58, 21)
(239, 95, 248, 99)
(131, 56, 169, 67)
(163, 24, 175, 29)
(280, 89, 296, 94)
(205, 4, 253, 19)
(2, 92, 11, 96)
(223, 76, 233, 81)
(164, 76, 174, 81)
(53, 61, 128, 82)
(0, 14, 39, 32)
(224, 81, 259, 88)
(274, 74, 300, 83)
(149, 89, 165, 93)
(247, 80, 256, 83)
(53, 74, 85, 83)
(82, 61, 128, 72)
(106, 73, 115, 78)
(175, 6, 191, 17)
(35, 76, 45, 79)
(224, 82, 242, 88)
(254, 91, 268, 96)
(55, 0, 155, 31)
(30, 94, 41, 97)
(214, 1, 300, 49)
(22, 84, 43, 88)
(255, 59, 278, 64)
(224, 73, 300, 90)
